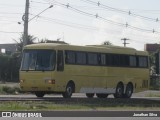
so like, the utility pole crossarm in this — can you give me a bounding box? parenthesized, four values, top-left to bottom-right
(121, 38, 130, 47)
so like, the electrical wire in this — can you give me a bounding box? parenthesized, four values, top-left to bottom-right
(33, 17, 160, 44)
(30, 0, 160, 44)
(36, 16, 99, 31)
(52, 1, 160, 34)
(0, 12, 23, 15)
(0, 3, 24, 8)
(0, 31, 22, 34)
(80, 0, 159, 22)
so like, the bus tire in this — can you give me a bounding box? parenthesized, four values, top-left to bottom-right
(62, 83, 74, 98)
(86, 93, 94, 98)
(96, 93, 108, 98)
(114, 83, 124, 98)
(123, 83, 133, 98)
(35, 92, 45, 98)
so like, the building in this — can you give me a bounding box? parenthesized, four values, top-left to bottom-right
(0, 44, 17, 55)
(144, 44, 160, 53)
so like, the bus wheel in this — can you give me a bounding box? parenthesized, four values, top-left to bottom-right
(96, 94, 108, 98)
(62, 83, 74, 98)
(35, 92, 45, 98)
(86, 93, 94, 98)
(114, 83, 124, 98)
(123, 83, 133, 98)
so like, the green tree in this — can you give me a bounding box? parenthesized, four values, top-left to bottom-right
(102, 41, 112, 45)
(0, 54, 11, 82)
(0, 52, 21, 82)
(38, 38, 48, 43)
(9, 52, 21, 82)
(149, 53, 156, 75)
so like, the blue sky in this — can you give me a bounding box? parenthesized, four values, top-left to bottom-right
(0, 0, 160, 50)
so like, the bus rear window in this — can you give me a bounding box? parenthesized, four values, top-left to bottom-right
(21, 50, 56, 71)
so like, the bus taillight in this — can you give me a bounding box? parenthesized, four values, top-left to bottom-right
(48, 79, 55, 84)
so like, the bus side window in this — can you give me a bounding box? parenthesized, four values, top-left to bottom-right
(100, 54, 106, 65)
(57, 50, 64, 71)
(129, 56, 137, 67)
(138, 56, 148, 68)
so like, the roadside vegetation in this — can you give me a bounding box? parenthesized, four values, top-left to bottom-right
(0, 85, 21, 95)
(0, 98, 160, 111)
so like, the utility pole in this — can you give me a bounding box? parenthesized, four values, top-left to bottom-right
(23, 0, 29, 47)
(121, 38, 129, 47)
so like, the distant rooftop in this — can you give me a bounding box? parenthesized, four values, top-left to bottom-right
(0, 43, 17, 54)
(144, 44, 160, 53)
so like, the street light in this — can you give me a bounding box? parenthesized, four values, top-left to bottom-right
(18, 5, 54, 24)
(29, 5, 54, 22)
(18, 3, 54, 47)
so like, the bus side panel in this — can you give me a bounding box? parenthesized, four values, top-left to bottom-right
(60, 65, 107, 93)
(106, 67, 149, 93)
(55, 65, 149, 94)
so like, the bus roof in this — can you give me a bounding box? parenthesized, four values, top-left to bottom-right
(24, 43, 148, 56)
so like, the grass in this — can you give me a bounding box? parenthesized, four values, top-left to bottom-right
(0, 101, 90, 111)
(1, 98, 160, 111)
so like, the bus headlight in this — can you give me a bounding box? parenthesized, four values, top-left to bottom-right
(20, 79, 25, 83)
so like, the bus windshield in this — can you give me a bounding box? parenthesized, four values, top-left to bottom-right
(21, 50, 56, 71)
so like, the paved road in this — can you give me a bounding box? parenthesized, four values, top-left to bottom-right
(1, 82, 160, 98)
(1, 89, 160, 97)
(0, 93, 160, 101)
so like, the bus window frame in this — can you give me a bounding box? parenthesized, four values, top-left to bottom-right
(21, 49, 56, 71)
(64, 50, 149, 69)
(57, 50, 64, 71)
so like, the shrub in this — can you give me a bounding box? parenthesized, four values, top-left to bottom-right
(1, 86, 22, 94)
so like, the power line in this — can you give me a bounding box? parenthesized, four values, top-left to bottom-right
(52, 1, 160, 34)
(36, 1, 160, 13)
(0, 31, 22, 34)
(36, 16, 99, 31)
(0, 3, 24, 8)
(0, 15, 19, 19)
(0, 12, 23, 15)
(0, 20, 18, 23)
(80, 0, 159, 22)
(31, 1, 50, 4)
(29, 13, 124, 33)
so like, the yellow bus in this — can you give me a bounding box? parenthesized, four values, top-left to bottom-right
(19, 43, 149, 98)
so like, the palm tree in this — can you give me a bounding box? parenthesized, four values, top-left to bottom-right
(14, 34, 37, 51)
